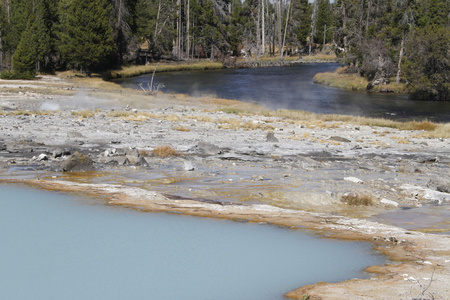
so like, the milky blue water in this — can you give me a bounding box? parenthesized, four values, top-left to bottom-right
(0, 185, 384, 300)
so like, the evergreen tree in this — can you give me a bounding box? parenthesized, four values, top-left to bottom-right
(12, 18, 37, 77)
(403, 25, 449, 100)
(57, 0, 116, 75)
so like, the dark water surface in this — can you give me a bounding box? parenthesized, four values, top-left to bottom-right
(116, 63, 450, 122)
(0, 185, 384, 300)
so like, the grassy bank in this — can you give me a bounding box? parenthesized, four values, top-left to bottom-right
(110, 61, 224, 79)
(219, 107, 449, 139)
(313, 67, 407, 93)
(300, 53, 337, 62)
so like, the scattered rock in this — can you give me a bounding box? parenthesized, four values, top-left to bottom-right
(192, 142, 222, 155)
(183, 160, 195, 171)
(67, 131, 84, 138)
(34, 153, 48, 161)
(344, 177, 364, 184)
(381, 198, 399, 207)
(52, 148, 63, 158)
(266, 132, 279, 143)
(62, 151, 94, 172)
(427, 177, 450, 193)
(330, 136, 351, 143)
(126, 148, 140, 158)
(0, 160, 8, 170)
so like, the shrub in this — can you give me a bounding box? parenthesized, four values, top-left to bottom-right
(0, 70, 36, 80)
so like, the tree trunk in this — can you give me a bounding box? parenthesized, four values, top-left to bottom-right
(276, 0, 282, 58)
(155, 0, 161, 38)
(176, 0, 181, 58)
(256, 0, 261, 56)
(262, 0, 266, 56)
(309, 0, 318, 55)
(186, 0, 190, 59)
(281, 0, 293, 59)
(396, 30, 405, 84)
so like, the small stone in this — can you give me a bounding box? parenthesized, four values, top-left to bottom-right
(330, 136, 351, 143)
(381, 198, 399, 207)
(266, 132, 279, 143)
(183, 161, 195, 171)
(62, 152, 94, 172)
(344, 177, 364, 184)
(37, 153, 48, 161)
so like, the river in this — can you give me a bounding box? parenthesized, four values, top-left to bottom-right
(115, 63, 450, 123)
(0, 184, 384, 300)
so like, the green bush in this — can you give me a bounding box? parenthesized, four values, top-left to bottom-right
(0, 70, 36, 80)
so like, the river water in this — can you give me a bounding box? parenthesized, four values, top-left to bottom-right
(115, 63, 450, 123)
(0, 184, 384, 300)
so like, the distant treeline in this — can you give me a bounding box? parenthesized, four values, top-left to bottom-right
(0, 0, 448, 99)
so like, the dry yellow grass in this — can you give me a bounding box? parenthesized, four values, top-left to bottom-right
(173, 125, 191, 132)
(341, 193, 373, 206)
(313, 68, 407, 93)
(266, 109, 449, 139)
(300, 53, 337, 61)
(71, 109, 102, 118)
(152, 145, 179, 158)
(111, 61, 224, 79)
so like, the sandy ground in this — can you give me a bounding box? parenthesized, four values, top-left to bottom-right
(1, 75, 449, 299)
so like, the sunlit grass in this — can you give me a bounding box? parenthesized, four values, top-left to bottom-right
(265, 109, 449, 138)
(341, 193, 373, 206)
(300, 53, 337, 62)
(152, 145, 180, 158)
(111, 61, 224, 79)
(313, 68, 407, 93)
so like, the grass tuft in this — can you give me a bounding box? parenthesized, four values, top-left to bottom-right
(152, 145, 179, 158)
(341, 193, 373, 206)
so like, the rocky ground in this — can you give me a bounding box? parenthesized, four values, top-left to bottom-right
(1, 75, 449, 299)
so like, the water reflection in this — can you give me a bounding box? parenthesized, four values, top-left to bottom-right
(116, 63, 450, 122)
(0, 185, 384, 300)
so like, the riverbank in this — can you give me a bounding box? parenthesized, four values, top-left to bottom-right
(109, 54, 337, 79)
(314, 67, 407, 93)
(1, 75, 449, 299)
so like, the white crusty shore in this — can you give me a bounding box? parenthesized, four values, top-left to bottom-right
(1, 75, 449, 299)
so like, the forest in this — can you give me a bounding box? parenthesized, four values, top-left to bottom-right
(0, 0, 448, 100)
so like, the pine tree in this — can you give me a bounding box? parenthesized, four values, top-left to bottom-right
(57, 0, 116, 75)
(12, 19, 37, 77)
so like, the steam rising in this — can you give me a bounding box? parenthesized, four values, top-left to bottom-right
(40, 102, 61, 111)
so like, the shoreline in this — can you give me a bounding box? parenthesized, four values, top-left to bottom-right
(1, 74, 449, 299)
(109, 56, 337, 79)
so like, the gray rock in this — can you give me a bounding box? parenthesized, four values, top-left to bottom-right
(110, 156, 130, 166)
(330, 136, 351, 143)
(0, 160, 8, 170)
(183, 160, 195, 171)
(266, 132, 279, 143)
(126, 148, 140, 158)
(427, 178, 450, 193)
(193, 142, 222, 155)
(36, 153, 48, 161)
(62, 152, 94, 172)
(52, 148, 63, 158)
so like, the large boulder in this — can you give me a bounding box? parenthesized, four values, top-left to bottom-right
(192, 142, 222, 156)
(62, 151, 94, 172)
